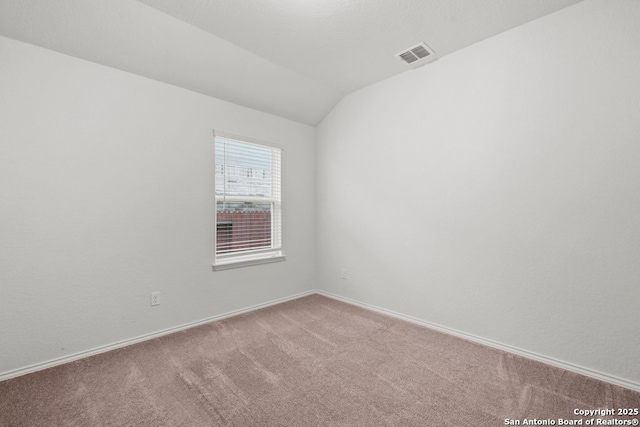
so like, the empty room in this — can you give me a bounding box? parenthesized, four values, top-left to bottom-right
(1, 0, 639, 425)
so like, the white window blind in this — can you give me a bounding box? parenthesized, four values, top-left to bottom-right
(214, 133, 282, 266)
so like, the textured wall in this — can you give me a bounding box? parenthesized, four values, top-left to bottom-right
(0, 36, 316, 375)
(317, 0, 640, 385)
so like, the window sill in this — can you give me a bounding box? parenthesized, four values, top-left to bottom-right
(212, 252, 286, 271)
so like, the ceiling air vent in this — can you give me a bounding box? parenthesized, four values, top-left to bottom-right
(397, 42, 434, 65)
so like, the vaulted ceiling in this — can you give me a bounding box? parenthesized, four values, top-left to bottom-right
(0, 0, 583, 125)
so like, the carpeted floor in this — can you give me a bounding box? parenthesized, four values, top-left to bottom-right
(0, 294, 638, 426)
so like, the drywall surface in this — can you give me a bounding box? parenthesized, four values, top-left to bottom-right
(0, 36, 315, 375)
(317, 0, 640, 385)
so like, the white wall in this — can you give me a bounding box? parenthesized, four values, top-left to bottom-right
(0, 36, 316, 376)
(317, 0, 640, 385)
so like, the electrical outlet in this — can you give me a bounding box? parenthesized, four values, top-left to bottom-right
(340, 268, 347, 280)
(151, 292, 161, 306)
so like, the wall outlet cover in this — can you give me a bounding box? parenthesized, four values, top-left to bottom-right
(151, 292, 161, 306)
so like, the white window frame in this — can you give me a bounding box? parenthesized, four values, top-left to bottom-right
(212, 130, 285, 270)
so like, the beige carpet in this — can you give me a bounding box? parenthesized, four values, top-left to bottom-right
(1, 294, 638, 426)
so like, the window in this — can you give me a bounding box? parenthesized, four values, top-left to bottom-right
(213, 131, 285, 270)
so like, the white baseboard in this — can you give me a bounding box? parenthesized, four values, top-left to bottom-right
(0, 290, 316, 383)
(3, 289, 639, 394)
(317, 290, 640, 393)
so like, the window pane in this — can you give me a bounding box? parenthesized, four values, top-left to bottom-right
(215, 139, 274, 198)
(216, 201, 272, 254)
(214, 134, 282, 260)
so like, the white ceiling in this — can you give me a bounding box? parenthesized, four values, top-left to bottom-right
(0, 0, 583, 125)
